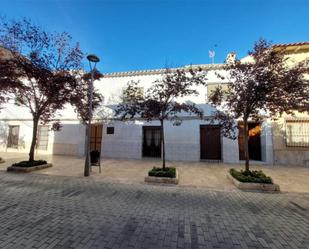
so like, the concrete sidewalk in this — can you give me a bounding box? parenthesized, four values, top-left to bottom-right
(1, 152, 309, 193)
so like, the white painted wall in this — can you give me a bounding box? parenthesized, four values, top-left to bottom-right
(0, 120, 35, 153)
(0, 119, 56, 155)
(0, 66, 274, 164)
(101, 120, 143, 159)
(95, 69, 240, 163)
(52, 121, 86, 156)
(96, 69, 229, 106)
(100, 103, 239, 163)
(222, 136, 239, 164)
(0, 98, 85, 156)
(260, 120, 274, 165)
(101, 118, 239, 163)
(0, 117, 85, 157)
(164, 120, 200, 161)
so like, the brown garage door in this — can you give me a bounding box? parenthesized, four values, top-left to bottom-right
(200, 125, 221, 160)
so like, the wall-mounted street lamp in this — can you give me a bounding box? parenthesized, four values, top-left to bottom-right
(84, 54, 100, 177)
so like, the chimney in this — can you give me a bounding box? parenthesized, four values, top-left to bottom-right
(226, 52, 236, 64)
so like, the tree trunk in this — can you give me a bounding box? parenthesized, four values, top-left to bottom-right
(29, 116, 39, 162)
(160, 119, 166, 169)
(243, 118, 250, 172)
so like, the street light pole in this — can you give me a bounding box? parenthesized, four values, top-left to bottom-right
(84, 54, 100, 177)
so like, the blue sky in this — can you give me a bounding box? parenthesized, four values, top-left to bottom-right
(1, 0, 308, 73)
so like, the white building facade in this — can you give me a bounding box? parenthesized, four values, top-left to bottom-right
(0, 63, 274, 165)
(1, 42, 308, 166)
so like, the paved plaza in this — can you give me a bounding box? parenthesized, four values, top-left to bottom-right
(0, 172, 308, 249)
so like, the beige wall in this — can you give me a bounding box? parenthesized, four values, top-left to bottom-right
(272, 112, 309, 166)
(272, 46, 309, 166)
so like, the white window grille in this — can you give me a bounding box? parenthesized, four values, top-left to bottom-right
(7, 125, 19, 148)
(286, 120, 309, 147)
(37, 125, 49, 150)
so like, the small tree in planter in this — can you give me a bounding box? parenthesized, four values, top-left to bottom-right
(116, 68, 206, 173)
(208, 39, 309, 176)
(0, 18, 84, 164)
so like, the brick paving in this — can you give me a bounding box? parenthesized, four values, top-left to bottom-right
(0, 172, 308, 249)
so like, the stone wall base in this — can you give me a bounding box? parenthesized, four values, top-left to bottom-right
(7, 163, 53, 173)
(227, 173, 280, 192)
(145, 169, 179, 184)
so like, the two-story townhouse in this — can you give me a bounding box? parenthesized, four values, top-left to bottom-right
(95, 64, 245, 164)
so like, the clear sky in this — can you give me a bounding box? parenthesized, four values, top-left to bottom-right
(1, 0, 308, 73)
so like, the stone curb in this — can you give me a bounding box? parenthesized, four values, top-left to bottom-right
(145, 169, 179, 184)
(227, 173, 280, 192)
(7, 163, 53, 173)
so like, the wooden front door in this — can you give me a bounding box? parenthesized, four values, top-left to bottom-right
(238, 122, 261, 161)
(142, 126, 161, 158)
(200, 125, 221, 160)
(90, 124, 103, 152)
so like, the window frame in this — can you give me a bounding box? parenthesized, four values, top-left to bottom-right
(106, 127, 115, 135)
